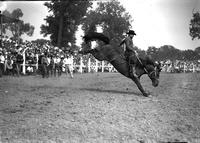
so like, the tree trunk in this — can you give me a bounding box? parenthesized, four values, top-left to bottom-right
(0, 12, 2, 37)
(57, 13, 64, 49)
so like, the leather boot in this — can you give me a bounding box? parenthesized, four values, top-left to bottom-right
(129, 64, 136, 77)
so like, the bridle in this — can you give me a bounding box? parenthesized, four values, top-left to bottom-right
(147, 67, 157, 78)
(135, 55, 157, 78)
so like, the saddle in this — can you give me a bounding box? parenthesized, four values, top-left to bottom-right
(125, 51, 138, 77)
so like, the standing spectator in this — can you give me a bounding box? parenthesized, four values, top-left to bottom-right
(41, 53, 49, 78)
(5, 55, 13, 75)
(0, 52, 5, 77)
(54, 54, 61, 77)
(59, 56, 64, 77)
(48, 55, 55, 77)
(46, 54, 51, 77)
(63, 54, 74, 78)
(15, 51, 24, 76)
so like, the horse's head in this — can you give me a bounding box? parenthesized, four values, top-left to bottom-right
(145, 61, 162, 87)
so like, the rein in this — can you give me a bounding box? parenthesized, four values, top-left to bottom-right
(135, 54, 156, 77)
(148, 67, 157, 77)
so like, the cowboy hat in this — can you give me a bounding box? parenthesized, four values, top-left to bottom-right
(126, 30, 136, 35)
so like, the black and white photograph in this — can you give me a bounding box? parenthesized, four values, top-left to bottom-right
(0, 0, 200, 142)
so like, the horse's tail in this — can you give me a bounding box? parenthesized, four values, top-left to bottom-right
(83, 32, 110, 44)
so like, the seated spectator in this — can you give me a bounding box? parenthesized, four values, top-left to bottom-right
(27, 66, 33, 75)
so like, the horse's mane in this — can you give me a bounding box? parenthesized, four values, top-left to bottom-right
(139, 55, 155, 67)
(83, 32, 110, 44)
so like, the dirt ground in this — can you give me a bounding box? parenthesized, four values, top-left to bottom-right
(0, 72, 200, 143)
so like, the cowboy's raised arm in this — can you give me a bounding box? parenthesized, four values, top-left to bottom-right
(125, 37, 135, 52)
(119, 38, 125, 46)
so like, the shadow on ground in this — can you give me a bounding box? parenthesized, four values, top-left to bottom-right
(79, 87, 142, 96)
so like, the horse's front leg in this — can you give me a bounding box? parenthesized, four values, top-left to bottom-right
(131, 76, 150, 97)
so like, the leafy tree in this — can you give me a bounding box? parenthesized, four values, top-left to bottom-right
(146, 45, 200, 61)
(41, 0, 92, 49)
(156, 45, 182, 61)
(146, 46, 158, 60)
(147, 45, 184, 61)
(31, 39, 50, 46)
(82, 0, 132, 53)
(2, 8, 34, 41)
(181, 49, 200, 61)
(189, 11, 200, 40)
(194, 46, 200, 54)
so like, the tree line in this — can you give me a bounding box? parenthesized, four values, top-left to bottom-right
(1, 8, 34, 42)
(1, 0, 200, 62)
(146, 45, 200, 61)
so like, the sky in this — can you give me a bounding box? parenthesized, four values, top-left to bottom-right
(0, 0, 200, 51)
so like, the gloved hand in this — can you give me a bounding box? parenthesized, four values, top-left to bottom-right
(134, 50, 138, 56)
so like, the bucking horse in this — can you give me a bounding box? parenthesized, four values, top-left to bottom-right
(79, 32, 162, 97)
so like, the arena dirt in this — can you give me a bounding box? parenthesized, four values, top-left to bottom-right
(0, 73, 200, 143)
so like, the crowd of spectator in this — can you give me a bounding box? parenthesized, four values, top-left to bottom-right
(0, 36, 74, 77)
(160, 60, 200, 73)
(1, 35, 200, 78)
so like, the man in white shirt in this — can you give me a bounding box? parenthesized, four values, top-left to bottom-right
(0, 52, 5, 77)
(63, 54, 74, 78)
(53, 54, 61, 77)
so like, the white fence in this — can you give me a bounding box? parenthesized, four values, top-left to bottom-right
(162, 62, 200, 73)
(75, 57, 115, 73)
(21, 51, 115, 74)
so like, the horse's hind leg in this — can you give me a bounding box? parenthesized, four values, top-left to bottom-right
(131, 77, 150, 97)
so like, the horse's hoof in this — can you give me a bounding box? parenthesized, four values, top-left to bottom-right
(148, 94, 153, 98)
(143, 92, 151, 97)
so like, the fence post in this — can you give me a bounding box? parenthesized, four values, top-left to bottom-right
(192, 63, 195, 73)
(22, 51, 26, 74)
(95, 59, 98, 72)
(79, 57, 83, 73)
(36, 54, 38, 70)
(101, 61, 104, 72)
(108, 63, 112, 72)
(21, 47, 30, 75)
(183, 62, 186, 73)
(88, 57, 91, 73)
